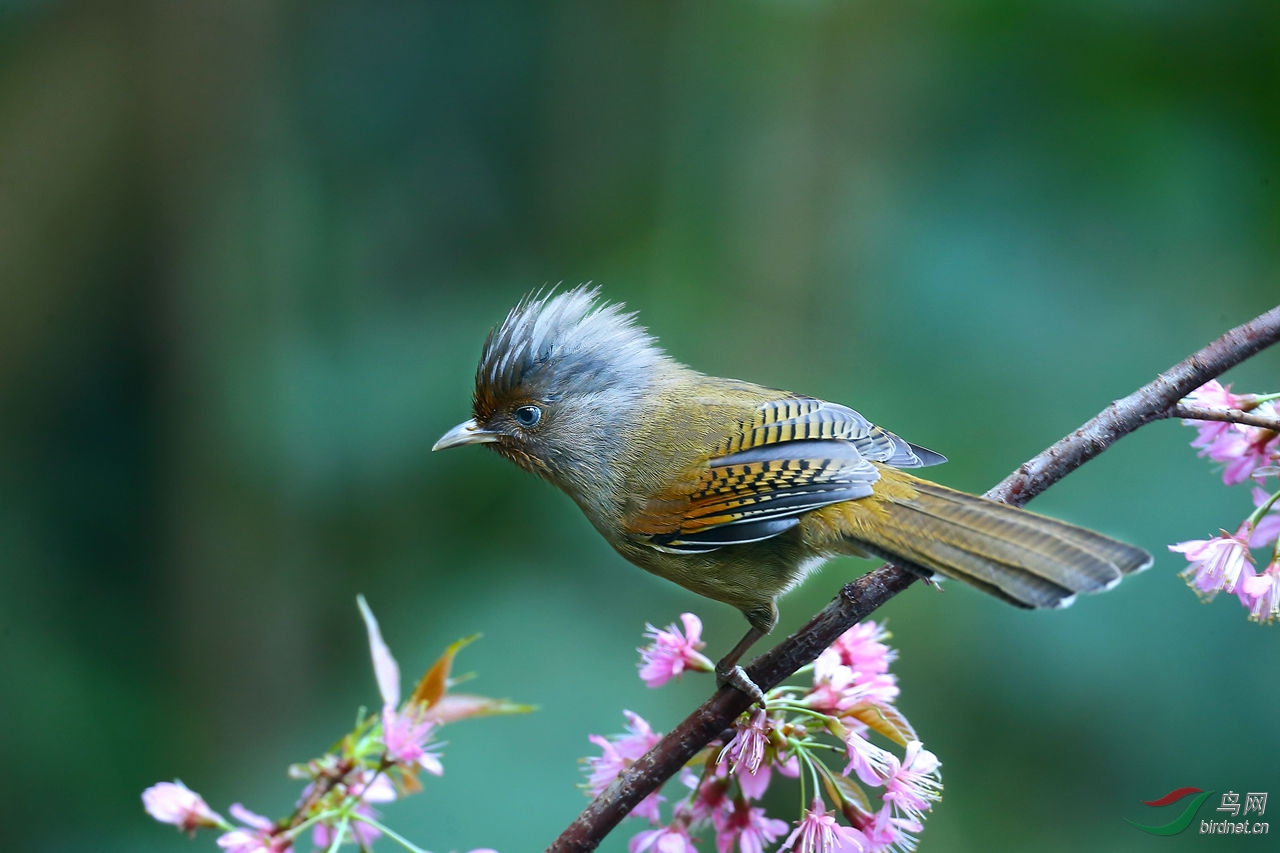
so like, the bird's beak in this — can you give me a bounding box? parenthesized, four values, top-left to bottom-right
(432, 418, 500, 451)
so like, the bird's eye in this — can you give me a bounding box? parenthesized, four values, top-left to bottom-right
(513, 405, 542, 428)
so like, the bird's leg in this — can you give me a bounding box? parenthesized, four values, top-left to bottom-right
(715, 625, 766, 707)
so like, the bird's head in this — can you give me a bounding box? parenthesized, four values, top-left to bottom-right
(433, 286, 675, 498)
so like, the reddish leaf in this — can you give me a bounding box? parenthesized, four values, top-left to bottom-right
(409, 634, 479, 708)
(845, 702, 916, 747)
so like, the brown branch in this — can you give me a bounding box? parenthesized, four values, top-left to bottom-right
(987, 303, 1280, 506)
(547, 303, 1280, 853)
(1165, 403, 1280, 432)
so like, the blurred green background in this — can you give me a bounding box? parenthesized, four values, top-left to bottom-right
(2, 1, 1277, 851)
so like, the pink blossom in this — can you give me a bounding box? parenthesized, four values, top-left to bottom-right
(1185, 380, 1247, 441)
(843, 730, 895, 787)
(1211, 427, 1279, 485)
(714, 799, 790, 853)
(773, 750, 801, 779)
(858, 805, 921, 853)
(686, 769, 731, 824)
(1186, 379, 1245, 409)
(586, 710, 665, 822)
(638, 613, 715, 687)
(1241, 566, 1280, 624)
(810, 650, 899, 713)
(851, 674, 900, 708)
(690, 750, 791, 809)
(216, 804, 288, 853)
(383, 703, 444, 774)
(826, 622, 896, 676)
(1184, 380, 1251, 458)
(736, 762, 774, 801)
(719, 709, 771, 775)
(357, 595, 401, 708)
(142, 780, 225, 835)
(1182, 382, 1280, 484)
(629, 823, 698, 853)
(215, 829, 273, 853)
(230, 804, 273, 828)
(803, 622, 906, 712)
(882, 741, 942, 823)
(780, 799, 868, 853)
(1170, 525, 1255, 597)
(585, 710, 661, 790)
(358, 596, 447, 773)
(350, 769, 397, 804)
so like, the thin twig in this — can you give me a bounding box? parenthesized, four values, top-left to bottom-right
(1166, 403, 1280, 432)
(547, 303, 1280, 853)
(988, 303, 1280, 506)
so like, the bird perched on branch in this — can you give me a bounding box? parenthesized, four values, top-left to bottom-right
(434, 286, 1151, 700)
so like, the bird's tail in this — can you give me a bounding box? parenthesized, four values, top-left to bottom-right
(833, 468, 1152, 608)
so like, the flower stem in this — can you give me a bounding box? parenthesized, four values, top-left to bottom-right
(356, 815, 431, 853)
(1247, 489, 1280, 528)
(323, 815, 351, 853)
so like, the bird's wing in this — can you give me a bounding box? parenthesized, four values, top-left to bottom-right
(625, 398, 945, 553)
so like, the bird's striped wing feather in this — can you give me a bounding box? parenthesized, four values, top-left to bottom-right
(626, 398, 943, 553)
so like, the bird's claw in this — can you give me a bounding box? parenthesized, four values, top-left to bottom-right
(716, 663, 766, 708)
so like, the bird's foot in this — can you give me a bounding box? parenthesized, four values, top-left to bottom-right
(716, 663, 766, 708)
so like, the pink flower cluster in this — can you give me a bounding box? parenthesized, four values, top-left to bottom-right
(1172, 381, 1280, 623)
(143, 596, 523, 852)
(1184, 380, 1279, 485)
(639, 613, 715, 687)
(589, 617, 941, 852)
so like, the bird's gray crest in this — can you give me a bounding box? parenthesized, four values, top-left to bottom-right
(476, 285, 670, 407)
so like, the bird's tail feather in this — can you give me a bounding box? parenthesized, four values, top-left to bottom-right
(847, 471, 1152, 609)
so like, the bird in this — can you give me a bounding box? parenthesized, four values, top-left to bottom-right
(433, 286, 1152, 700)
